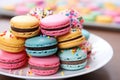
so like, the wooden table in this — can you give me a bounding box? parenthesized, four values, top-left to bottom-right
(0, 17, 120, 80)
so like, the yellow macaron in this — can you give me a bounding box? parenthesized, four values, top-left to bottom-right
(0, 31, 25, 53)
(57, 27, 85, 49)
(104, 2, 116, 10)
(96, 15, 112, 23)
(10, 15, 40, 38)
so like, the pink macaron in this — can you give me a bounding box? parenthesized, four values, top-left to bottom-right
(15, 5, 30, 15)
(87, 4, 100, 11)
(40, 14, 70, 37)
(114, 16, 120, 24)
(28, 55, 60, 76)
(103, 10, 119, 17)
(0, 50, 27, 69)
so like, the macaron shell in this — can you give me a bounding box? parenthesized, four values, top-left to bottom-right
(57, 28, 82, 42)
(29, 56, 59, 66)
(31, 68, 59, 75)
(58, 36, 85, 49)
(0, 31, 25, 52)
(61, 62, 87, 70)
(25, 35, 58, 56)
(11, 29, 40, 38)
(0, 31, 25, 47)
(0, 50, 27, 61)
(40, 14, 70, 28)
(0, 50, 27, 69)
(58, 47, 87, 70)
(0, 59, 27, 69)
(40, 14, 70, 36)
(10, 15, 39, 28)
(10, 15, 40, 38)
(29, 55, 60, 75)
(82, 29, 90, 40)
(0, 44, 24, 53)
(41, 26, 70, 36)
(59, 48, 87, 61)
(57, 28, 85, 49)
(25, 35, 57, 47)
(26, 48, 57, 57)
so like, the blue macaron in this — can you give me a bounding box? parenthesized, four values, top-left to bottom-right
(58, 47, 87, 70)
(25, 35, 58, 57)
(82, 29, 90, 40)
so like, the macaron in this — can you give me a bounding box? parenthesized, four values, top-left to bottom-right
(25, 35, 58, 57)
(83, 14, 95, 22)
(15, 6, 30, 15)
(0, 50, 27, 69)
(0, 31, 25, 53)
(28, 55, 60, 75)
(103, 10, 119, 17)
(95, 15, 112, 23)
(10, 15, 40, 38)
(82, 29, 90, 40)
(40, 14, 70, 37)
(58, 47, 87, 70)
(80, 8, 91, 14)
(87, 4, 100, 11)
(103, 2, 116, 10)
(57, 28, 85, 49)
(114, 16, 120, 24)
(28, 8, 53, 20)
(3, 5, 15, 11)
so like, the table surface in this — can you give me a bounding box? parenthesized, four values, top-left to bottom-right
(0, 16, 120, 80)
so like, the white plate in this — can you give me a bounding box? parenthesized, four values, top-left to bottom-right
(0, 34, 113, 80)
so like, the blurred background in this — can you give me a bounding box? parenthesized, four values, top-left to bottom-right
(0, 0, 120, 30)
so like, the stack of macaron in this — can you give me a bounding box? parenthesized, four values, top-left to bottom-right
(9, 14, 60, 75)
(25, 35, 60, 76)
(56, 10, 91, 71)
(0, 15, 41, 70)
(38, 9, 91, 71)
(0, 9, 92, 76)
(25, 13, 72, 75)
(0, 31, 27, 69)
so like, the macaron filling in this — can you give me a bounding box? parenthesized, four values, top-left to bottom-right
(61, 58, 87, 65)
(11, 26, 39, 32)
(41, 24, 70, 31)
(26, 44, 57, 51)
(58, 35, 83, 43)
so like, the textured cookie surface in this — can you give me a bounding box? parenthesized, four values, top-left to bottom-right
(10, 15, 39, 28)
(57, 28, 85, 49)
(40, 14, 70, 36)
(0, 50, 27, 69)
(25, 35, 58, 56)
(29, 55, 60, 75)
(58, 47, 87, 70)
(0, 31, 25, 52)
